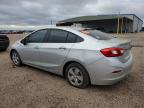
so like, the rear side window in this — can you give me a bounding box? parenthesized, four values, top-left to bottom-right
(66, 33, 77, 43)
(48, 29, 68, 43)
(66, 33, 84, 43)
(76, 36, 84, 42)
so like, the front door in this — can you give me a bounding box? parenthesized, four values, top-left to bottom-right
(19, 29, 48, 66)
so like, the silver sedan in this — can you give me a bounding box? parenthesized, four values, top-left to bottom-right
(10, 27, 133, 88)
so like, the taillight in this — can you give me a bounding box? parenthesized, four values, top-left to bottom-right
(100, 48, 124, 57)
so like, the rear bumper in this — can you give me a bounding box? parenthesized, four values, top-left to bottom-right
(87, 53, 133, 85)
(0, 41, 9, 50)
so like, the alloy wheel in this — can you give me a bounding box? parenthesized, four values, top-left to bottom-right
(12, 52, 20, 65)
(68, 67, 84, 86)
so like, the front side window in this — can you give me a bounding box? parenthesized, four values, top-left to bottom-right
(48, 29, 68, 43)
(26, 29, 48, 43)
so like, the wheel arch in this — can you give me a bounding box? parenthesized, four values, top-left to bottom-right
(62, 60, 91, 84)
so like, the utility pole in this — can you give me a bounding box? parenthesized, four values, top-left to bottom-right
(125, 18, 127, 33)
(121, 17, 123, 34)
(117, 12, 120, 34)
(51, 20, 53, 25)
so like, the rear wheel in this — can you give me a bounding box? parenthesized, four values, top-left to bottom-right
(11, 50, 22, 66)
(65, 63, 90, 88)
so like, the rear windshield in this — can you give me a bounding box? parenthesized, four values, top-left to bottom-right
(81, 30, 114, 40)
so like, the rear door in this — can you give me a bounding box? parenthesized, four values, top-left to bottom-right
(19, 29, 48, 65)
(38, 29, 75, 73)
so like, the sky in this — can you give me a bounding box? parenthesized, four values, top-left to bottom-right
(0, 0, 144, 26)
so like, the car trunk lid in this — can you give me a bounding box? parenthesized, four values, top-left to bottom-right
(103, 38, 132, 63)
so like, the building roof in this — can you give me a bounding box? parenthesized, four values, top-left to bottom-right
(58, 14, 143, 23)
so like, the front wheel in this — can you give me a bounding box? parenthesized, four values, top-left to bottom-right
(11, 50, 22, 66)
(65, 63, 90, 88)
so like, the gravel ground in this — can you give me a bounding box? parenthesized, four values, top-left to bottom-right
(0, 33, 144, 108)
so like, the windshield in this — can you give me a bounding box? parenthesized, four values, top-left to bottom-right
(81, 30, 114, 40)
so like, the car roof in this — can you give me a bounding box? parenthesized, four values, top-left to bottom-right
(36, 26, 91, 31)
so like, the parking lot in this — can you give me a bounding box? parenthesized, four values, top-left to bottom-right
(0, 33, 144, 108)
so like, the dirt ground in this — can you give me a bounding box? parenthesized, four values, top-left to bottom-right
(0, 33, 144, 108)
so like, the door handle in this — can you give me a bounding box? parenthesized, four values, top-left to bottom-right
(59, 47, 66, 50)
(34, 46, 39, 49)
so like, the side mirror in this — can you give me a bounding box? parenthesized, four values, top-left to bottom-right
(21, 38, 27, 45)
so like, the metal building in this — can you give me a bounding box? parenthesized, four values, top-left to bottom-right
(57, 14, 143, 33)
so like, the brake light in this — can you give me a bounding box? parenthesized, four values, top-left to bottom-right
(100, 48, 124, 57)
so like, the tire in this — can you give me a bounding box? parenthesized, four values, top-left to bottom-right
(11, 50, 22, 66)
(65, 63, 90, 88)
